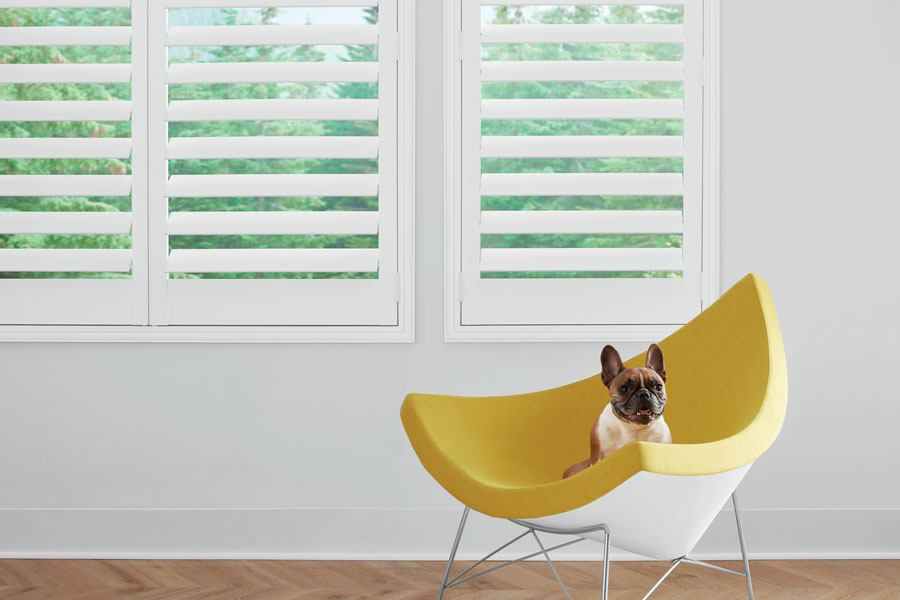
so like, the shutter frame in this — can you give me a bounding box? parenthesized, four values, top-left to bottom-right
(447, 0, 713, 339)
(1, 0, 415, 339)
(149, 0, 411, 328)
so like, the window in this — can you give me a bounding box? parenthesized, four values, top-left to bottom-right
(444, 0, 718, 341)
(0, 0, 414, 340)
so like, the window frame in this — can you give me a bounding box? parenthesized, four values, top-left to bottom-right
(0, 0, 416, 343)
(443, 0, 720, 342)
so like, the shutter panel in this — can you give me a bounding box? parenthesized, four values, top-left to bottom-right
(457, 0, 702, 326)
(149, 0, 408, 326)
(0, 1, 147, 325)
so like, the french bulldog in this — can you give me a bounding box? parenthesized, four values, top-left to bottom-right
(563, 344, 672, 478)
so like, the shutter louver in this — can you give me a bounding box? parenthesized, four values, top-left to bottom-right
(457, 0, 702, 326)
(150, 0, 409, 326)
(0, 1, 147, 325)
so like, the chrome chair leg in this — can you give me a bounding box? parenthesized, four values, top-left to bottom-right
(437, 507, 469, 600)
(641, 557, 683, 600)
(531, 530, 573, 600)
(641, 494, 754, 600)
(732, 492, 755, 600)
(436, 498, 751, 600)
(601, 528, 611, 600)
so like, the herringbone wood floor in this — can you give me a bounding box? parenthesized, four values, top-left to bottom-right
(0, 559, 898, 599)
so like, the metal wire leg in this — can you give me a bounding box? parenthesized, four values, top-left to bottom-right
(601, 529, 611, 600)
(732, 492, 755, 600)
(641, 558, 683, 600)
(437, 507, 469, 600)
(531, 530, 573, 600)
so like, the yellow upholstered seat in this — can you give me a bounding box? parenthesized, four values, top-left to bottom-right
(401, 273, 787, 520)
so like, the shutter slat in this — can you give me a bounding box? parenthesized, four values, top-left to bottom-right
(481, 173, 683, 197)
(481, 135, 683, 158)
(0, 26, 131, 46)
(166, 99, 378, 122)
(480, 248, 683, 272)
(166, 25, 378, 47)
(482, 60, 684, 82)
(482, 98, 683, 120)
(0, 1, 131, 6)
(0, 64, 131, 84)
(481, 210, 683, 234)
(0, 249, 132, 272)
(166, 174, 378, 198)
(166, 62, 378, 84)
(164, 0, 377, 6)
(482, 24, 683, 44)
(167, 136, 378, 159)
(0, 212, 132, 234)
(166, 249, 379, 273)
(0, 138, 132, 159)
(166, 211, 379, 236)
(0, 100, 132, 122)
(0, 175, 132, 197)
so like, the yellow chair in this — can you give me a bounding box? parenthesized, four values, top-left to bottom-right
(401, 274, 787, 600)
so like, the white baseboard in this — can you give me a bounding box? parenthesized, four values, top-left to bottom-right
(0, 507, 897, 560)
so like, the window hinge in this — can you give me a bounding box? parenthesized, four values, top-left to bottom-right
(458, 274, 464, 303)
(394, 274, 401, 303)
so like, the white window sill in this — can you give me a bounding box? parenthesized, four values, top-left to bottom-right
(444, 323, 683, 343)
(0, 325, 414, 343)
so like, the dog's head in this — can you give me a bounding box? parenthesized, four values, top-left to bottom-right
(601, 344, 667, 426)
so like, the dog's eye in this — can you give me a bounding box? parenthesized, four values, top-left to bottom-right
(619, 385, 628, 394)
(655, 383, 663, 390)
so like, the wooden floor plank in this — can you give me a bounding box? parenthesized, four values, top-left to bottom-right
(0, 559, 898, 599)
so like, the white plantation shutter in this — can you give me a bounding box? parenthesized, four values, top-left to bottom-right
(0, 0, 147, 325)
(148, 0, 410, 326)
(1, 0, 412, 336)
(452, 0, 705, 330)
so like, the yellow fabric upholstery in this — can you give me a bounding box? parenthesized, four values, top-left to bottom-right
(401, 274, 787, 519)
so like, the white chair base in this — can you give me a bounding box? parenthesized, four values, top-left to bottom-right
(436, 493, 754, 600)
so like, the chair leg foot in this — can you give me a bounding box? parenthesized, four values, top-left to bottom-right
(437, 507, 469, 600)
(732, 492, 755, 600)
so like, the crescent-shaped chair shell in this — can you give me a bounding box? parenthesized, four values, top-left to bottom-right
(401, 274, 787, 560)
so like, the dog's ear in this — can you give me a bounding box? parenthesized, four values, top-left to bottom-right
(645, 343, 666, 382)
(601, 345, 625, 387)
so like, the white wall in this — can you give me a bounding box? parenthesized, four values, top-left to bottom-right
(1, 0, 898, 559)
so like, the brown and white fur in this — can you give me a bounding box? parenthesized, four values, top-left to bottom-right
(563, 344, 672, 478)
